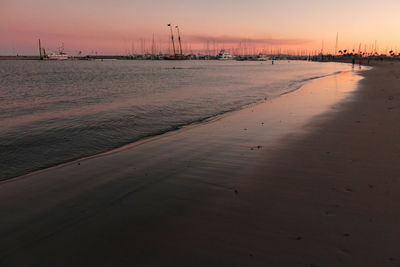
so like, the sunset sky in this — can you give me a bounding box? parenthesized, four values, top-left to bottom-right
(1, 0, 400, 55)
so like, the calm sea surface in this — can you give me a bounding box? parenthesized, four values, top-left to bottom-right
(0, 60, 351, 180)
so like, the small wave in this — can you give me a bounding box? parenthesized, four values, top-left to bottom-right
(281, 70, 347, 97)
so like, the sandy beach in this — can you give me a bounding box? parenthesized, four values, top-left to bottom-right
(1, 62, 400, 266)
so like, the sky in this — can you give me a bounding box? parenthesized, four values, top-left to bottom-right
(1, 0, 400, 55)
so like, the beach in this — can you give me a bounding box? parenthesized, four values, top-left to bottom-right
(1, 62, 400, 266)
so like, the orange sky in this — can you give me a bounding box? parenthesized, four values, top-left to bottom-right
(2, 0, 400, 55)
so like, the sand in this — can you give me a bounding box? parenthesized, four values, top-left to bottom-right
(1, 62, 399, 266)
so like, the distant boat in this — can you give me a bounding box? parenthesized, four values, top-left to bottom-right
(47, 43, 69, 60)
(256, 54, 269, 61)
(47, 52, 68, 60)
(165, 24, 190, 60)
(216, 49, 233, 60)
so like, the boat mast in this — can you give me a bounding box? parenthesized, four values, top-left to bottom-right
(335, 32, 339, 56)
(321, 40, 324, 55)
(38, 39, 43, 60)
(168, 24, 176, 56)
(151, 33, 155, 56)
(175, 25, 183, 55)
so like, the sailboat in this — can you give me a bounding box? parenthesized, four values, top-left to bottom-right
(165, 24, 189, 60)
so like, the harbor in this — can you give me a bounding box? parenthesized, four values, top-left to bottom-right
(3, 25, 399, 62)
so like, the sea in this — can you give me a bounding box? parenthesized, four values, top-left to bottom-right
(0, 60, 352, 180)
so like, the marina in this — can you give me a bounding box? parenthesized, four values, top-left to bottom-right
(3, 27, 398, 63)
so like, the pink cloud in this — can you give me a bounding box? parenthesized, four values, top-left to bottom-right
(185, 35, 312, 46)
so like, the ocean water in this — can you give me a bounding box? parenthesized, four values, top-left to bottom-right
(0, 60, 351, 180)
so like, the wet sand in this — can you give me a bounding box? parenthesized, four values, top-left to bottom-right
(1, 63, 399, 266)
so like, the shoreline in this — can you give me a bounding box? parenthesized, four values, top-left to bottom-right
(0, 66, 387, 265)
(235, 61, 400, 265)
